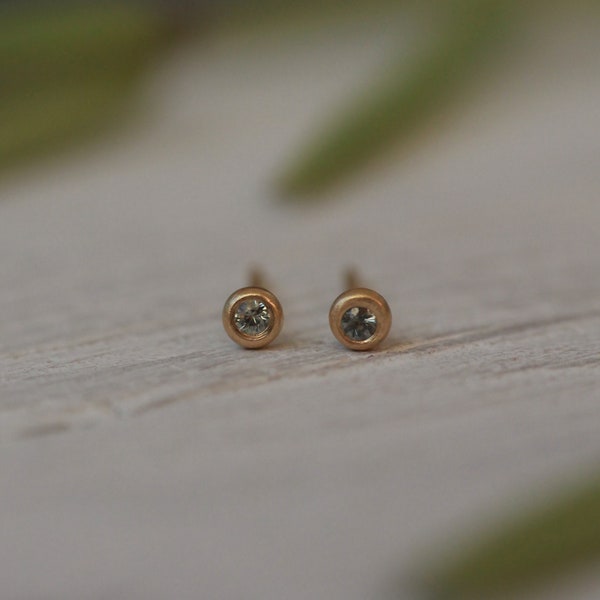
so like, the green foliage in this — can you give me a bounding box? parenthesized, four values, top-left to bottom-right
(0, 3, 171, 175)
(418, 473, 600, 599)
(0, 80, 135, 169)
(278, 0, 513, 198)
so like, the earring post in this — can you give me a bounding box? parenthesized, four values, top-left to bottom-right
(249, 266, 266, 289)
(344, 267, 359, 290)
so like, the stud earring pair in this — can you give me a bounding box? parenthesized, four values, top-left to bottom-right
(222, 268, 391, 351)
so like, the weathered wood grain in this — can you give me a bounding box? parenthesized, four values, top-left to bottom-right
(0, 14, 599, 600)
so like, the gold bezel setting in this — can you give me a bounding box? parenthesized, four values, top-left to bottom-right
(329, 287, 391, 351)
(222, 286, 283, 349)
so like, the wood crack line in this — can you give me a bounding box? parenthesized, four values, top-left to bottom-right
(387, 309, 600, 355)
(135, 309, 600, 416)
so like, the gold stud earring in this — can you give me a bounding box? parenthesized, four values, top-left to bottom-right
(223, 268, 284, 349)
(329, 268, 391, 351)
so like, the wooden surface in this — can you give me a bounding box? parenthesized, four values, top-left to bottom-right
(1, 15, 600, 599)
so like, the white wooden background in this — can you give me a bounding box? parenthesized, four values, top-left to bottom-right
(1, 12, 599, 599)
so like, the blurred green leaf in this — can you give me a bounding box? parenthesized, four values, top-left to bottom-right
(0, 4, 167, 90)
(416, 472, 600, 599)
(278, 0, 513, 199)
(0, 3, 174, 177)
(0, 79, 136, 170)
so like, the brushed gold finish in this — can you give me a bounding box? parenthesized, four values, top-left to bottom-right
(329, 273, 391, 351)
(222, 276, 283, 349)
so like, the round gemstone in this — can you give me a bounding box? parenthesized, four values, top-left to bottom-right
(341, 306, 377, 341)
(233, 298, 272, 336)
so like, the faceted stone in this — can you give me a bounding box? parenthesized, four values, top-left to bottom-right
(341, 306, 377, 341)
(234, 298, 272, 335)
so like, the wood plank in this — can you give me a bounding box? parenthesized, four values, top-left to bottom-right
(1, 13, 599, 599)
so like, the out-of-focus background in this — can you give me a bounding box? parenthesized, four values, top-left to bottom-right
(1, 1, 599, 598)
